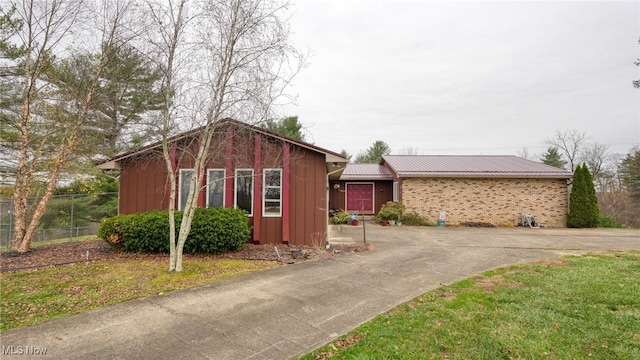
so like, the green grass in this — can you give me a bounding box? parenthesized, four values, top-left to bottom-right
(303, 252, 640, 359)
(0, 235, 98, 250)
(0, 257, 279, 332)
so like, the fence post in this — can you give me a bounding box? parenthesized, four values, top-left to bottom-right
(70, 194, 75, 241)
(8, 199, 13, 247)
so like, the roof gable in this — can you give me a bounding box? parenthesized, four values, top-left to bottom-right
(381, 155, 572, 179)
(97, 118, 346, 169)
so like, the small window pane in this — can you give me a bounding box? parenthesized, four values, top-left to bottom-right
(264, 201, 281, 214)
(264, 187, 280, 200)
(264, 171, 280, 186)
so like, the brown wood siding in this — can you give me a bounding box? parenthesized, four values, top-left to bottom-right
(260, 217, 282, 244)
(119, 154, 168, 214)
(289, 149, 327, 245)
(116, 124, 330, 246)
(374, 181, 393, 212)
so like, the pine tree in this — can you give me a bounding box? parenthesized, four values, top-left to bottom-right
(354, 140, 391, 163)
(540, 147, 567, 169)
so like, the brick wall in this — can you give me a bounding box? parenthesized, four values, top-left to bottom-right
(402, 178, 569, 227)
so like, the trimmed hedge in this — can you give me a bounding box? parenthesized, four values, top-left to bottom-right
(98, 207, 250, 254)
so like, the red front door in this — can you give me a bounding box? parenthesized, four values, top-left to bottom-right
(345, 183, 374, 214)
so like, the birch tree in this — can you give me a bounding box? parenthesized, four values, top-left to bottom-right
(140, 0, 190, 273)
(6, 0, 134, 252)
(143, 0, 301, 271)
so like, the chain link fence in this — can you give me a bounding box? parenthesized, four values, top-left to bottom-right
(0, 193, 117, 248)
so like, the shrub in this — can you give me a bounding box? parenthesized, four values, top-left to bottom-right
(329, 210, 351, 224)
(597, 214, 624, 228)
(98, 214, 129, 250)
(376, 201, 405, 222)
(98, 207, 250, 254)
(185, 207, 250, 254)
(401, 212, 434, 226)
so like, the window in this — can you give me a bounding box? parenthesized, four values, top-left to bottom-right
(178, 169, 194, 211)
(235, 169, 253, 216)
(263, 169, 282, 217)
(393, 181, 399, 202)
(207, 169, 225, 208)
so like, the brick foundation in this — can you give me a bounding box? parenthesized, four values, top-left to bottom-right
(402, 178, 569, 227)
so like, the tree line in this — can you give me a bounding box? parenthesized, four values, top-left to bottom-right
(1, 0, 304, 274)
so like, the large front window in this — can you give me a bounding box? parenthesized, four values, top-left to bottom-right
(235, 169, 253, 215)
(207, 169, 225, 208)
(178, 169, 194, 210)
(263, 169, 282, 217)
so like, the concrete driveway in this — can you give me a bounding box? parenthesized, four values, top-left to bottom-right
(3, 226, 639, 359)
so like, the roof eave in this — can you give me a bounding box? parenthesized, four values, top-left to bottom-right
(397, 173, 572, 179)
(340, 176, 393, 181)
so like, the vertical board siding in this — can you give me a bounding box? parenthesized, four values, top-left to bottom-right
(120, 155, 168, 214)
(289, 149, 327, 245)
(117, 124, 330, 246)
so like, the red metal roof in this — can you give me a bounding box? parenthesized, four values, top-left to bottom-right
(340, 164, 393, 180)
(381, 155, 572, 179)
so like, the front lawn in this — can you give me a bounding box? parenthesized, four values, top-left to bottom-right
(304, 252, 640, 359)
(0, 258, 278, 332)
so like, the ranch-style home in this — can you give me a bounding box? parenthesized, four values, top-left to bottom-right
(97, 118, 348, 246)
(98, 120, 573, 246)
(332, 155, 573, 227)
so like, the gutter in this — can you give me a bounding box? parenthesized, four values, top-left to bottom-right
(326, 166, 345, 246)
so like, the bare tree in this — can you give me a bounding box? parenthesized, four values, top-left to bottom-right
(517, 147, 533, 160)
(398, 146, 422, 156)
(545, 129, 591, 172)
(582, 142, 610, 181)
(7, 0, 134, 252)
(143, 0, 302, 271)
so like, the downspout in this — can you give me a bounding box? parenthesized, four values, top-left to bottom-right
(326, 167, 344, 246)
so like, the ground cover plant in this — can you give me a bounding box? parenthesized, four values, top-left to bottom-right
(304, 252, 640, 359)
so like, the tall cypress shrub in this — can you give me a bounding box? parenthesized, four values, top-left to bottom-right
(568, 164, 599, 228)
(583, 164, 599, 227)
(568, 165, 586, 228)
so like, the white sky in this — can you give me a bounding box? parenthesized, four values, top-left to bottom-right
(280, 0, 640, 158)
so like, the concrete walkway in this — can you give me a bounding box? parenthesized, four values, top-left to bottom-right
(2, 226, 639, 359)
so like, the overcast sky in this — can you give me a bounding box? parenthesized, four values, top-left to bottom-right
(280, 0, 640, 158)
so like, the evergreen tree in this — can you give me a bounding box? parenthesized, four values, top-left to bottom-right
(568, 164, 599, 228)
(540, 147, 567, 169)
(621, 148, 640, 200)
(583, 164, 599, 227)
(261, 116, 306, 141)
(355, 140, 391, 163)
(568, 165, 585, 228)
(339, 149, 353, 162)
